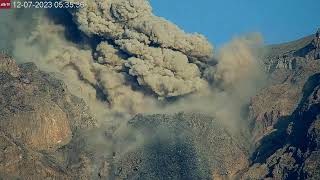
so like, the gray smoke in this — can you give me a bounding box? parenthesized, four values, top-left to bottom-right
(69, 0, 213, 99)
(0, 0, 267, 178)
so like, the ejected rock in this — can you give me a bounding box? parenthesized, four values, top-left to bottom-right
(112, 113, 249, 179)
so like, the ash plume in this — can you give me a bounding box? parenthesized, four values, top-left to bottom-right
(69, 0, 213, 99)
(3, 0, 216, 117)
(0, 0, 267, 178)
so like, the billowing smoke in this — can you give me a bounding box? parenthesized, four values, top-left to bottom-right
(3, 0, 216, 118)
(70, 0, 213, 99)
(0, 0, 267, 178)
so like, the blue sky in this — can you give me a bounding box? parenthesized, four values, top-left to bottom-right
(150, 0, 320, 47)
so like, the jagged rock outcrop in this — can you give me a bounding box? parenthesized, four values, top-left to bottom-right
(249, 35, 320, 143)
(262, 34, 320, 79)
(242, 33, 320, 179)
(242, 75, 320, 180)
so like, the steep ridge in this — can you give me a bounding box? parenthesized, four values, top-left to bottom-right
(0, 55, 97, 179)
(1, 33, 320, 179)
(242, 34, 320, 179)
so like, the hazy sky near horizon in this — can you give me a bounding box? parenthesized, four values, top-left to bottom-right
(150, 0, 320, 47)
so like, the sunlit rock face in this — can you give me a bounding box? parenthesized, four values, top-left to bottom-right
(0, 56, 96, 152)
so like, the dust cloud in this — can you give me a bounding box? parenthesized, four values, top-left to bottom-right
(0, 0, 267, 177)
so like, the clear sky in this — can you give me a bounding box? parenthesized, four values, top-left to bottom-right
(150, 0, 320, 47)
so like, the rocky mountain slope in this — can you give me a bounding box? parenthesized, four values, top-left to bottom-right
(0, 14, 320, 180)
(250, 34, 320, 141)
(0, 54, 249, 179)
(107, 34, 320, 180)
(0, 55, 97, 179)
(1, 33, 320, 179)
(242, 79, 320, 179)
(242, 34, 320, 179)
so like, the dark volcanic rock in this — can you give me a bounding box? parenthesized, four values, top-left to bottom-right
(113, 113, 249, 179)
